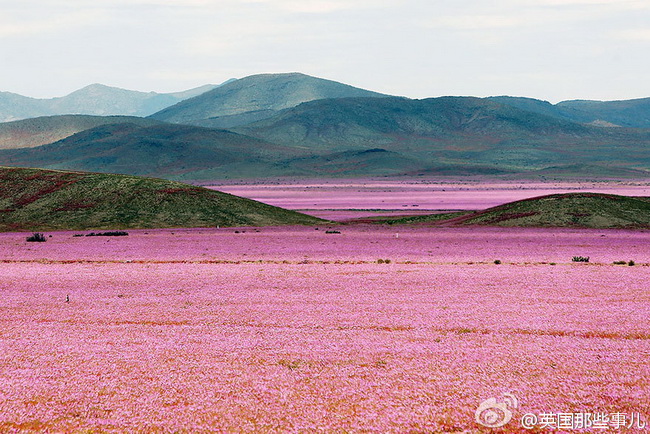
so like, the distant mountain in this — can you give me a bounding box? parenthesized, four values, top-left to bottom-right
(4, 95, 650, 180)
(0, 123, 313, 180)
(0, 83, 223, 122)
(235, 96, 650, 175)
(0, 166, 321, 231)
(149, 73, 388, 127)
(557, 98, 650, 128)
(489, 96, 650, 128)
(487, 96, 565, 121)
(0, 115, 161, 149)
(275, 148, 425, 177)
(0, 91, 46, 122)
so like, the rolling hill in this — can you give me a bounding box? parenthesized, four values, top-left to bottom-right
(235, 96, 650, 175)
(0, 166, 322, 231)
(490, 96, 650, 128)
(149, 72, 388, 127)
(370, 193, 650, 228)
(0, 83, 221, 122)
(3, 96, 650, 179)
(0, 115, 162, 149)
(455, 193, 650, 228)
(0, 123, 310, 180)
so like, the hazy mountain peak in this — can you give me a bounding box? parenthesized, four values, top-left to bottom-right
(0, 82, 221, 121)
(149, 72, 388, 126)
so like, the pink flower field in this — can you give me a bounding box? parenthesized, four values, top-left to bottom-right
(1, 226, 649, 432)
(210, 179, 650, 215)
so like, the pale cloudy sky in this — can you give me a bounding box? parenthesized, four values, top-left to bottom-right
(1, 0, 648, 102)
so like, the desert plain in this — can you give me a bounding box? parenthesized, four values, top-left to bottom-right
(1, 179, 649, 432)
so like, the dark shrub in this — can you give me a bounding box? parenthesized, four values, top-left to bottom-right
(26, 233, 46, 242)
(572, 256, 590, 263)
(86, 231, 129, 237)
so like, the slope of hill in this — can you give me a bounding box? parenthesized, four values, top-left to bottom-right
(368, 193, 650, 228)
(453, 193, 650, 228)
(0, 166, 322, 231)
(236, 96, 650, 175)
(4, 96, 650, 179)
(0, 83, 221, 122)
(0, 115, 162, 149)
(149, 73, 388, 126)
(557, 98, 650, 128)
(487, 96, 566, 121)
(238, 96, 590, 149)
(275, 148, 425, 177)
(489, 96, 650, 128)
(0, 123, 309, 180)
(0, 91, 46, 122)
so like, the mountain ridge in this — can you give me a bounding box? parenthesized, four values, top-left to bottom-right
(0, 115, 163, 149)
(149, 72, 388, 127)
(0, 82, 224, 122)
(3, 96, 650, 179)
(489, 95, 650, 128)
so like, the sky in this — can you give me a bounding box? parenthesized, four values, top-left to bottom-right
(1, 0, 649, 103)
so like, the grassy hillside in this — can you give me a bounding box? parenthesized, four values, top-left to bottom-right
(150, 73, 387, 126)
(454, 193, 650, 228)
(0, 115, 161, 149)
(238, 96, 591, 149)
(0, 167, 322, 231)
(557, 98, 650, 128)
(490, 96, 650, 128)
(237, 96, 650, 175)
(0, 123, 310, 180)
(4, 96, 650, 179)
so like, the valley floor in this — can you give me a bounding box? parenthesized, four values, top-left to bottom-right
(0, 225, 649, 432)
(209, 177, 650, 222)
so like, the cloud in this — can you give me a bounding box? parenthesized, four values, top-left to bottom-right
(616, 28, 650, 41)
(427, 14, 528, 30)
(0, 9, 107, 38)
(530, 0, 648, 6)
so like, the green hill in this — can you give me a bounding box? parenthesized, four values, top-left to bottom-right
(149, 73, 387, 127)
(0, 115, 162, 149)
(455, 193, 650, 228)
(236, 96, 650, 175)
(4, 96, 650, 179)
(490, 96, 650, 128)
(0, 167, 322, 231)
(0, 123, 311, 180)
(366, 193, 650, 228)
(556, 98, 650, 128)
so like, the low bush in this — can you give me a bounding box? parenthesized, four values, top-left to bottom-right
(628, 260, 635, 266)
(26, 233, 46, 242)
(86, 231, 129, 237)
(572, 256, 590, 263)
(494, 260, 502, 265)
(613, 260, 627, 265)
